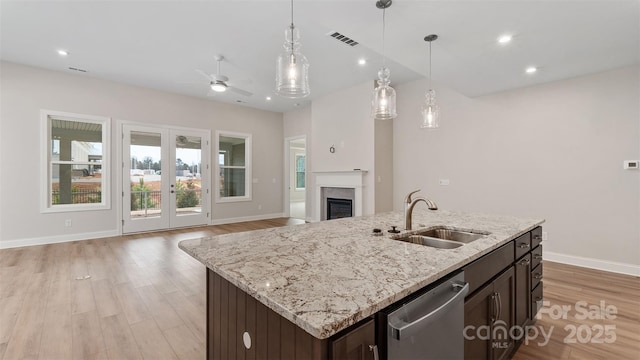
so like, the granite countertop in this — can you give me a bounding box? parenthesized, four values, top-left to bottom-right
(178, 209, 544, 339)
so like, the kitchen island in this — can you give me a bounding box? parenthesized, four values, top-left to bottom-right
(179, 208, 544, 359)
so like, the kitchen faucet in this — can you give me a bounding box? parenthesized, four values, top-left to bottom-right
(404, 189, 438, 230)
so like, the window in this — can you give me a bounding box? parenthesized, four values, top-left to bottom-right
(41, 110, 110, 212)
(216, 131, 251, 202)
(295, 154, 305, 190)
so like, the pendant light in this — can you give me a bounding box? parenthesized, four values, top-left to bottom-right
(276, 0, 310, 98)
(420, 34, 440, 129)
(371, 0, 397, 120)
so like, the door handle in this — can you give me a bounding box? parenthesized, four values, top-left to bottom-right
(496, 292, 502, 322)
(368, 345, 379, 360)
(491, 293, 497, 322)
(389, 282, 469, 340)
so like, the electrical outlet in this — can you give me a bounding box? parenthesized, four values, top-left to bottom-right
(65, 219, 72, 227)
(258, 204, 262, 210)
(542, 231, 548, 241)
(439, 179, 450, 186)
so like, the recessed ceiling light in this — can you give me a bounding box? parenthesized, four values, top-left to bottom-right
(525, 66, 537, 74)
(57, 49, 69, 56)
(266, 96, 272, 101)
(497, 35, 512, 44)
(358, 58, 367, 65)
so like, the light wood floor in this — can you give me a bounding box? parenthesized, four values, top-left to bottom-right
(1, 218, 638, 360)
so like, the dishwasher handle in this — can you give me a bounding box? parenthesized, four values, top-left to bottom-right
(390, 282, 469, 340)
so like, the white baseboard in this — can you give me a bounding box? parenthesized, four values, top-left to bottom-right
(0, 230, 120, 249)
(544, 251, 640, 277)
(211, 213, 285, 225)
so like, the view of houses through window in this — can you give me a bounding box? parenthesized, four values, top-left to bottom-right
(44, 111, 110, 211)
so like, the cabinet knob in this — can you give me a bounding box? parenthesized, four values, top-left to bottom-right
(533, 235, 542, 240)
(519, 258, 530, 266)
(518, 243, 530, 249)
(242, 331, 252, 350)
(534, 273, 542, 280)
(534, 254, 543, 260)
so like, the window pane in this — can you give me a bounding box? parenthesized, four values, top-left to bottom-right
(175, 135, 202, 215)
(219, 168, 245, 197)
(219, 136, 245, 166)
(49, 117, 105, 208)
(51, 164, 102, 204)
(130, 131, 161, 218)
(296, 155, 305, 172)
(296, 172, 305, 189)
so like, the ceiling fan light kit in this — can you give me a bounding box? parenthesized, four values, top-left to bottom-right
(371, 0, 398, 120)
(276, 0, 310, 98)
(211, 81, 227, 92)
(197, 55, 253, 98)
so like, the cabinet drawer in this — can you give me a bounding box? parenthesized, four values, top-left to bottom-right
(514, 232, 531, 260)
(531, 227, 543, 249)
(464, 241, 515, 295)
(532, 282, 543, 317)
(531, 245, 543, 269)
(531, 262, 543, 290)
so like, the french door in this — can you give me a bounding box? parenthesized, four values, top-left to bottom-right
(122, 124, 210, 233)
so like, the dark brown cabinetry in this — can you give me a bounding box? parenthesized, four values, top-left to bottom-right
(464, 267, 515, 360)
(464, 227, 543, 360)
(331, 319, 376, 360)
(206, 270, 376, 360)
(514, 254, 532, 328)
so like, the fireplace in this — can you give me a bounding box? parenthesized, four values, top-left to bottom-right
(314, 170, 368, 222)
(326, 198, 353, 220)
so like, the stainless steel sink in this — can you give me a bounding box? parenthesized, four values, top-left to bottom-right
(393, 227, 490, 249)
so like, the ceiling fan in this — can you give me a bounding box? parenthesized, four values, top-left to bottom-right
(196, 55, 253, 97)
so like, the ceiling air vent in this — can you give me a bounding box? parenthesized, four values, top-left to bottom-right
(68, 67, 88, 73)
(327, 31, 359, 47)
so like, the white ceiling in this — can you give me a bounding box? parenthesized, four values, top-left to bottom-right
(1, 1, 638, 113)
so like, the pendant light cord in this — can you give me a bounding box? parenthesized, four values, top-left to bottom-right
(382, 7, 387, 67)
(428, 40, 432, 89)
(290, 0, 295, 57)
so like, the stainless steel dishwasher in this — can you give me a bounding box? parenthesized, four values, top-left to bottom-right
(382, 271, 469, 359)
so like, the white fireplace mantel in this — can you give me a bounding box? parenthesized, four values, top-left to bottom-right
(314, 170, 368, 222)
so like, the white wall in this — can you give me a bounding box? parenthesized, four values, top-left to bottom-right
(311, 81, 376, 216)
(284, 105, 313, 220)
(394, 66, 640, 274)
(0, 61, 284, 246)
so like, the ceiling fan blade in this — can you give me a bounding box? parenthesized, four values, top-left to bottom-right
(206, 89, 217, 97)
(195, 69, 213, 81)
(227, 86, 253, 97)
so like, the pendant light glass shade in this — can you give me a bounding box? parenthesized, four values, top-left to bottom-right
(276, 1, 310, 98)
(420, 89, 440, 128)
(421, 34, 439, 128)
(372, 66, 397, 120)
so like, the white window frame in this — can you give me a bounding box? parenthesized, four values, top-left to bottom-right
(215, 130, 252, 203)
(41, 110, 111, 213)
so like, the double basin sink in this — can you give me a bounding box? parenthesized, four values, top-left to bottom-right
(392, 227, 490, 249)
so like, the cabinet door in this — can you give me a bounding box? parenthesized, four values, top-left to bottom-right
(515, 255, 532, 329)
(492, 267, 515, 360)
(331, 319, 376, 360)
(464, 283, 494, 360)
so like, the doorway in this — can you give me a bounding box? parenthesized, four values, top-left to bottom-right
(122, 124, 210, 233)
(285, 136, 306, 220)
